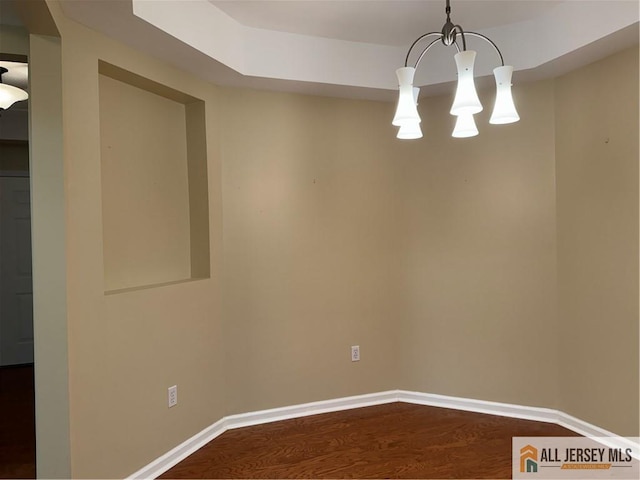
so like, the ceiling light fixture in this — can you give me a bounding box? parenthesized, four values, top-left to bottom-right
(0, 67, 28, 111)
(392, 0, 519, 140)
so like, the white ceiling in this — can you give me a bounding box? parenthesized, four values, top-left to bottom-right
(45, 1, 640, 101)
(210, 1, 564, 47)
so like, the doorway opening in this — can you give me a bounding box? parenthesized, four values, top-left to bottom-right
(0, 52, 35, 479)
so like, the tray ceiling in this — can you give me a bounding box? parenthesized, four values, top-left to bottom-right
(57, 0, 639, 101)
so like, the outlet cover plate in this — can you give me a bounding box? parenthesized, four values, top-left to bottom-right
(351, 345, 360, 362)
(168, 385, 178, 407)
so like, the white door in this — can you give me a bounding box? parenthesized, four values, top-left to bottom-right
(0, 176, 34, 366)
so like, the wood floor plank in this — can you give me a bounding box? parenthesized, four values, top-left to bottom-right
(0, 365, 36, 480)
(159, 402, 578, 479)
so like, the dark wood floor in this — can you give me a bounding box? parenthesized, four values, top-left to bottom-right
(0, 373, 579, 480)
(160, 401, 578, 479)
(0, 365, 36, 479)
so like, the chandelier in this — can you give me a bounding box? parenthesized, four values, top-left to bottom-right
(0, 67, 29, 111)
(392, 0, 520, 139)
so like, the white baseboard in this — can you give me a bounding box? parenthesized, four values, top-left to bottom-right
(397, 390, 637, 456)
(555, 411, 640, 458)
(126, 417, 228, 480)
(224, 390, 399, 430)
(397, 390, 560, 424)
(127, 390, 633, 479)
(126, 390, 399, 479)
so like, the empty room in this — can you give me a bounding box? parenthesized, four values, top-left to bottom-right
(0, 0, 638, 478)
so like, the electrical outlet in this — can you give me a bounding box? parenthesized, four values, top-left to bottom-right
(351, 345, 360, 362)
(168, 385, 178, 408)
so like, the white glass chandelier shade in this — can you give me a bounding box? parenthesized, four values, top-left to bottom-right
(452, 112, 479, 138)
(397, 87, 423, 139)
(392, 67, 421, 127)
(0, 83, 28, 110)
(490, 65, 519, 124)
(397, 121, 423, 139)
(450, 50, 482, 116)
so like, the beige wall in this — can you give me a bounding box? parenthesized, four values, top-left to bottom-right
(0, 24, 29, 56)
(18, 1, 639, 476)
(29, 31, 70, 479)
(99, 73, 192, 291)
(44, 5, 226, 477)
(397, 80, 560, 408)
(556, 47, 639, 436)
(220, 89, 403, 413)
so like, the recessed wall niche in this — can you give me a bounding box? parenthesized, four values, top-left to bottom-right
(98, 61, 210, 293)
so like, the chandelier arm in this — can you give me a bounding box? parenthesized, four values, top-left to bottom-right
(451, 25, 467, 51)
(464, 31, 505, 66)
(413, 37, 443, 69)
(404, 32, 443, 67)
